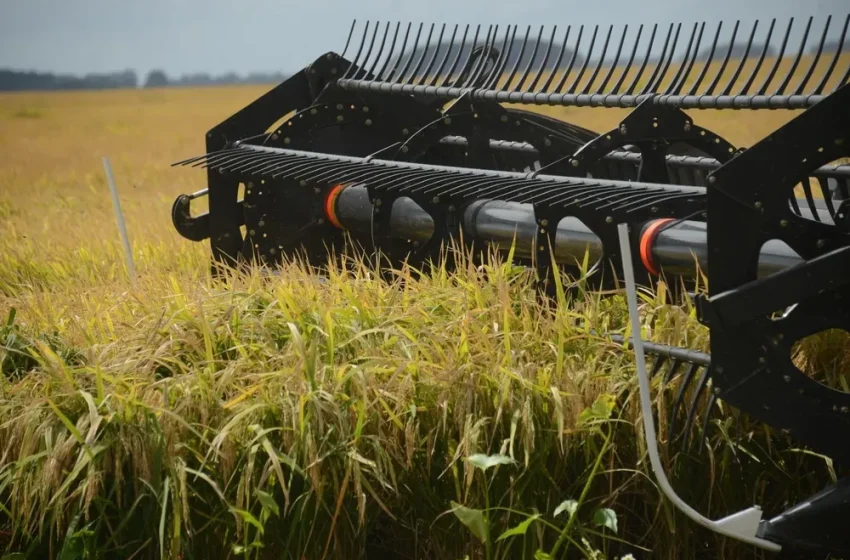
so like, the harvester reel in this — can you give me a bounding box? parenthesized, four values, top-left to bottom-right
(171, 14, 850, 557)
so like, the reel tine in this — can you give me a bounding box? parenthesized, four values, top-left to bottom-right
(624, 23, 657, 95)
(755, 17, 793, 95)
(814, 14, 850, 95)
(649, 354, 667, 378)
(681, 365, 712, 450)
(773, 15, 813, 95)
(662, 359, 683, 385)
(697, 388, 717, 455)
(737, 18, 776, 96)
(668, 361, 701, 444)
(718, 19, 758, 96)
(792, 15, 831, 96)
(527, 25, 558, 92)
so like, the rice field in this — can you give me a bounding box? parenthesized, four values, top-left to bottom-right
(0, 56, 848, 560)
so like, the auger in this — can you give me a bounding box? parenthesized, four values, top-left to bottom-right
(171, 13, 850, 557)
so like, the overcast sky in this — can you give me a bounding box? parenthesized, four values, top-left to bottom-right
(0, 0, 847, 77)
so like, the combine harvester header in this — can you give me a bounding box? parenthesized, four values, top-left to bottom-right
(172, 13, 850, 558)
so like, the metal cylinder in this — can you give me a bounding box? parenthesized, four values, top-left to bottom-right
(330, 185, 803, 278)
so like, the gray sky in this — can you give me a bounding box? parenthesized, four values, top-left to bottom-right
(0, 0, 847, 77)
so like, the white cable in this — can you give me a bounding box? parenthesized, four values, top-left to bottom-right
(616, 223, 781, 553)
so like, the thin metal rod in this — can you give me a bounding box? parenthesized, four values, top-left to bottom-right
(103, 157, 136, 282)
(617, 223, 781, 554)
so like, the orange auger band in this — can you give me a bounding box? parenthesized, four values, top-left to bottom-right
(324, 184, 346, 229)
(640, 218, 675, 275)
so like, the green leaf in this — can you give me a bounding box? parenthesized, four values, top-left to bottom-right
(450, 501, 487, 543)
(230, 507, 265, 535)
(534, 551, 554, 560)
(255, 489, 280, 517)
(497, 514, 540, 541)
(592, 508, 618, 533)
(578, 393, 616, 425)
(467, 453, 515, 472)
(554, 499, 578, 518)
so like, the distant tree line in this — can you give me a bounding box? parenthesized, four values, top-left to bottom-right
(0, 68, 290, 92)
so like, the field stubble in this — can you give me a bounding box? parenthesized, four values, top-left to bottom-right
(0, 63, 847, 560)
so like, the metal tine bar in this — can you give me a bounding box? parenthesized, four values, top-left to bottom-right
(501, 182, 573, 205)
(553, 25, 584, 92)
(482, 26, 515, 90)
(611, 191, 695, 213)
(419, 175, 495, 198)
(448, 26, 486, 90)
(581, 24, 614, 95)
(375, 23, 403, 81)
(624, 192, 702, 214)
(260, 157, 323, 179)
(439, 174, 514, 197)
(668, 362, 702, 443)
(460, 25, 497, 89)
(391, 22, 425, 84)
(814, 14, 849, 95)
(664, 22, 701, 95)
(173, 151, 222, 166)
(281, 160, 345, 181)
(503, 25, 532, 92)
(540, 26, 571, 93)
(254, 153, 315, 176)
(428, 24, 460, 87)
(841, 41, 850, 87)
(339, 19, 358, 60)
(446, 25, 481, 88)
(204, 153, 259, 173)
(339, 21, 372, 81)
(611, 24, 643, 94)
(579, 188, 650, 209)
(801, 177, 822, 222)
(436, 25, 470, 87)
(650, 355, 667, 378)
(515, 25, 546, 93)
(756, 18, 794, 95)
(229, 153, 284, 174)
(565, 25, 599, 93)
(241, 156, 299, 177)
(681, 366, 711, 449)
(774, 16, 813, 95)
(384, 173, 468, 196)
(415, 174, 477, 197)
(527, 26, 558, 92)
(642, 23, 680, 95)
(193, 151, 253, 169)
(312, 166, 405, 186)
(531, 183, 620, 207)
(686, 21, 722, 96)
(788, 194, 802, 216)
(697, 392, 717, 455)
(738, 18, 776, 96)
(416, 23, 447, 86)
(674, 22, 710, 95)
(354, 20, 382, 81)
(384, 170, 464, 195)
(402, 23, 437, 85)
(383, 23, 413, 83)
(818, 176, 839, 218)
(705, 20, 741, 95)
(662, 359, 684, 385)
(719, 20, 759, 96)
(449, 176, 543, 201)
(793, 15, 832, 95)
(364, 21, 392, 82)
(625, 24, 657, 95)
